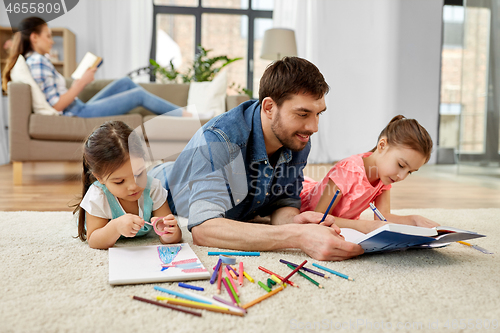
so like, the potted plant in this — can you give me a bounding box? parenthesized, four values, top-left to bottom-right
(150, 45, 252, 98)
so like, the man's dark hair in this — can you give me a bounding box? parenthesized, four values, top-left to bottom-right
(259, 57, 330, 106)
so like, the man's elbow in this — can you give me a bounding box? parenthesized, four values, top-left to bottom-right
(191, 223, 209, 246)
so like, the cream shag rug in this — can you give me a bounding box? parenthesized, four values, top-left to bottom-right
(1, 209, 499, 333)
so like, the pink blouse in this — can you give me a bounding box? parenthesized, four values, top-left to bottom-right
(300, 152, 392, 220)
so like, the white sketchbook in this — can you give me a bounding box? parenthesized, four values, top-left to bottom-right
(109, 243, 210, 286)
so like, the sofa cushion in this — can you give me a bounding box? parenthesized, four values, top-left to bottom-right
(142, 115, 205, 141)
(29, 114, 143, 141)
(187, 71, 227, 119)
(11, 55, 60, 116)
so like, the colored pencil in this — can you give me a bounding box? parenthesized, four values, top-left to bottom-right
(178, 282, 204, 291)
(312, 263, 354, 281)
(279, 259, 330, 279)
(458, 241, 494, 254)
(157, 296, 226, 310)
(212, 295, 247, 314)
(216, 264, 223, 294)
(238, 262, 244, 286)
(208, 251, 260, 256)
(243, 271, 254, 283)
(270, 274, 285, 287)
(182, 290, 246, 315)
(287, 264, 323, 288)
(282, 260, 307, 284)
(242, 286, 285, 310)
(130, 295, 202, 317)
(369, 202, 387, 221)
(225, 277, 241, 305)
(320, 189, 340, 222)
(154, 286, 212, 304)
(210, 258, 222, 284)
(222, 277, 238, 306)
(224, 266, 239, 295)
(258, 280, 272, 293)
(156, 296, 245, 317)
(258, 266, 298, 287)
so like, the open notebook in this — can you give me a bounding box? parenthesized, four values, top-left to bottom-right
(109, 243, 210, 285)
(341, 224, 485, 253)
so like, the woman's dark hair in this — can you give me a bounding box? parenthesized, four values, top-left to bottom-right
(371, 115, 433, 163)
(2, 17, 47, 92)
(259, 56, 330, 107)
(73, 121, 144, 241)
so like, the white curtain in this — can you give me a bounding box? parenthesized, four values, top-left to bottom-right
(273, 0, 442, 164)
(85, 0, 153, 80)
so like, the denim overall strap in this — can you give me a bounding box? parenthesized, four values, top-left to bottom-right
(92, 175, 155, 237)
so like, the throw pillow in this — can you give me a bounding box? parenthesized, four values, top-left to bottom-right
(187, 70, 227, 119)
(10, 55, 60, 116)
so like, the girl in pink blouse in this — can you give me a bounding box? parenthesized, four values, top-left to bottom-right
(300, 115, 440, 234)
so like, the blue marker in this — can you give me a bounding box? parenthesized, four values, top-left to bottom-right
(369, 202, 387, 221)
(178, 282, 205, 291)
(320, 189, 340, 222)
(207, 251, 260, 256)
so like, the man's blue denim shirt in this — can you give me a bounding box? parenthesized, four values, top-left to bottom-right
(149, 100, 310, 231)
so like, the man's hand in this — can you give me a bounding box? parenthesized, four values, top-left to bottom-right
(298, 224, 364, 261)
(292, 211, 342, 237)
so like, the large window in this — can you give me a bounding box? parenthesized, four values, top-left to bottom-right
(439, 0, 500, 167)
(151, 0, 273, 98)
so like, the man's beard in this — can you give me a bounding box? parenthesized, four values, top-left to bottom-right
(271, 111, 313, 152)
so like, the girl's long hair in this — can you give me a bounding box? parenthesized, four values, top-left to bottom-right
(1, 17, 47, 92)
(371, 115, 433, 163)
(73, 121, 144, 241)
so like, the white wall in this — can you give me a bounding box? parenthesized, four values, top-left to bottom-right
(274, 0, 443, 164)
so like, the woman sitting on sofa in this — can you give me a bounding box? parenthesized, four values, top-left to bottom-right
(2, 17, 188, 118)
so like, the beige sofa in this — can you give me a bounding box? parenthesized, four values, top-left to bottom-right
(8, 79, 249, 185)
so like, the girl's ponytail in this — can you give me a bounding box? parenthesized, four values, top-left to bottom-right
(371, 115, 433, 163)
(73, 159, 96, 241)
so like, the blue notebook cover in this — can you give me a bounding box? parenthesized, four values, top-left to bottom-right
(341, 224, 485, 253)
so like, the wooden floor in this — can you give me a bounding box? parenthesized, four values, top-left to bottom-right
(1, 161, 500, 211)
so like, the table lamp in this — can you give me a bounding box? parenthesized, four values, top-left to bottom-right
(260, 28, 298, 61)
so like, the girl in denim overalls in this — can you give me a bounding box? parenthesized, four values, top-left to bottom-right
(75, 121, 182, 249)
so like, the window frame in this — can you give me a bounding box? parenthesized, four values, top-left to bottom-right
(150, 0, 273, 91)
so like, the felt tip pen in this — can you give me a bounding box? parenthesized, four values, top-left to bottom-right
(208, 251, 261, 256)
(178, 282, 204, 291)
